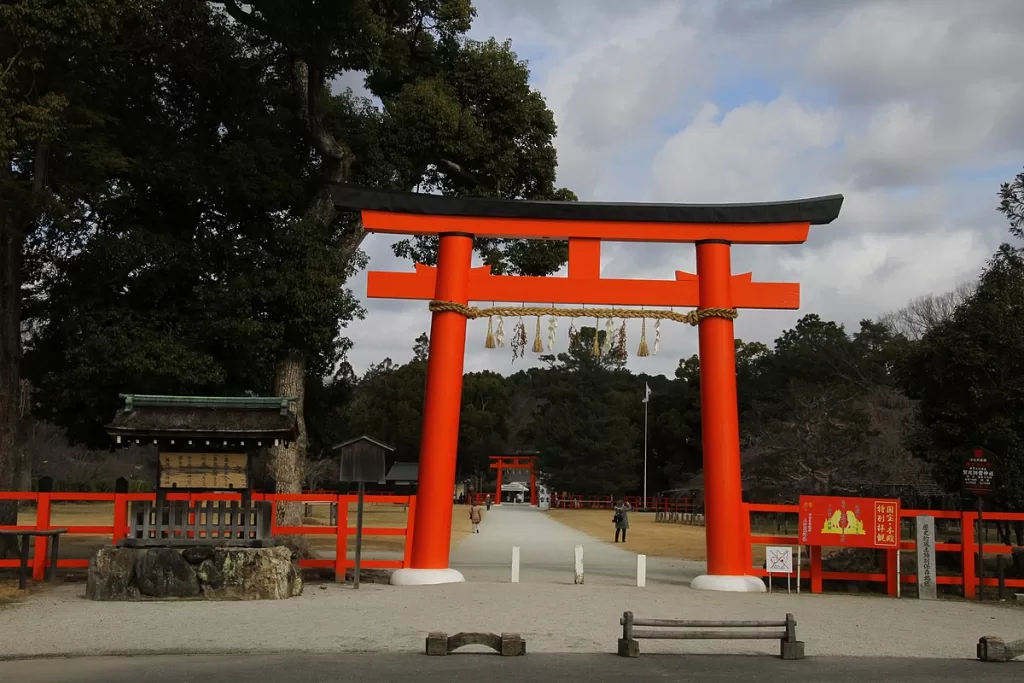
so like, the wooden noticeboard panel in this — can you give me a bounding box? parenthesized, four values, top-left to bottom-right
(158, 452, 249, 490)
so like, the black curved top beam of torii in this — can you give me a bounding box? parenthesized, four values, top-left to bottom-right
(330, 183, 844, 226)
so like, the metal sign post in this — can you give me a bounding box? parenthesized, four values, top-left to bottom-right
(766, 546, 793, 595)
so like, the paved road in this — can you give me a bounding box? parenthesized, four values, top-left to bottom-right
(2, 653, 1020, 683)
(451, 504, 704, 584)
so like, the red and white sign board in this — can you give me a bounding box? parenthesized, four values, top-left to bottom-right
(798, 495, 900, 549)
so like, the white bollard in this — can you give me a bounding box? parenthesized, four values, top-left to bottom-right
(636, 554, 647, 588)
(511, 546, 520, 584)
(574, 544, 584, 584)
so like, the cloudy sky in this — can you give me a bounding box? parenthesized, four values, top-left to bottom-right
(342, 0, 1024, 379)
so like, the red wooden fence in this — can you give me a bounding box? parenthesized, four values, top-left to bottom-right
(746, 502, 1024, 598)
(0, 491, 416, 584)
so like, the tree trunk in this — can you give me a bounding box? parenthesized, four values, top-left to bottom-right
(268, 350, 307, 526)
(0, 177, 22, 558)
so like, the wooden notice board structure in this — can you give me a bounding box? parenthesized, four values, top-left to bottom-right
(334, 183, 843, 589)
(105, 394, 298, 547)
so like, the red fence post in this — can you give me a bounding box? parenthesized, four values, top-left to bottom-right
(112, 477, 128, 545)
(961, 509, 976, 599)
(32, 487, 52, 581)
(334, 494, 349, 582)
(742, 503, 754, 572)
(886, 549, 899, 597)
(810, 545, 822, 594)
(403, 496, 417, 568)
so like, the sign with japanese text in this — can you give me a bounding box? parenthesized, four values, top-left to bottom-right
(915, 515, 937, 600)
(962, 448, 995, 497)
(158, 452, 248, 490)
(798, 495, 901, 549)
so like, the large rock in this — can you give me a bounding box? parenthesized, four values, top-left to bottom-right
(135, 548, 201, 598)
(181, 546, 216, 565)
(197, 546, 302, 600)
(87, 547, 140, 600)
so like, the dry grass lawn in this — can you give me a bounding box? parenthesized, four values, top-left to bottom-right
(12, 501, 478, 559)
(0, 579, 27, 604)
(547, 509, 772, 566)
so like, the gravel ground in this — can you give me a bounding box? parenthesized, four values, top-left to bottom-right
(0, 506, 1016, 660)
(4, 654, 1023, 683)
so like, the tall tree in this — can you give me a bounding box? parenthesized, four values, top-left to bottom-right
(901, 244, 1024, 508)
(213, 1, 575, 511)
(527, 327, 640, 494)
(1, 0, 152, 555)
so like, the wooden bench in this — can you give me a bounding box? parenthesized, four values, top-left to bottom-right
(0, 528, 69, 590)
(618, 611, 805, 659)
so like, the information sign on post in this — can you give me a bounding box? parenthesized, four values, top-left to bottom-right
(338, 437, 389, 590)
(766, 546, 793, 594)
(962, 447, 997, 601)
(962, 448, 995, 497)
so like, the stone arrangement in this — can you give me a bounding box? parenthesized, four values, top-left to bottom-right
(87, 545, 302, 601)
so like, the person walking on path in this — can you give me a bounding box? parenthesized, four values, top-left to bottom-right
(469, 503, 483, 533)
(613, 500, 631, 543)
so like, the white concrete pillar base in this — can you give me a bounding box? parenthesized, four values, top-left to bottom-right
(389, 568, 466, 586)
(690, 574, 767, 592)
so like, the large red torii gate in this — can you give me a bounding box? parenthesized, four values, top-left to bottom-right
(333, 185, 843, 590)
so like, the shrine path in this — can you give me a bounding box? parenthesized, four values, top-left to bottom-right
(450, 504, 705, 585)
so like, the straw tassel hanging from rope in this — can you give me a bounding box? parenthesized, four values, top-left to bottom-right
(653, 319, 661, 355)
(547, 315, 557, 352)
(592, 317, 601, 356)
(485, 315, 496, 349)
(637, 318, 650, 357)
(532, 316, 544, 353)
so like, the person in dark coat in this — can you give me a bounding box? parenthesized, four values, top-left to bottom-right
(613, 500, 631, 542)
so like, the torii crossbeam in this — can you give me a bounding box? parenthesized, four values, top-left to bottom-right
(333, 184, 843, 591)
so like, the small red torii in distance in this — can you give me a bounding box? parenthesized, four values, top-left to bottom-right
(333, 184, 843, 591)
(489, 454, 538, 506)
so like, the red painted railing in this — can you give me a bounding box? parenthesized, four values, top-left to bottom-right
(745, 503, 1024, 597)
(0, 491, 416, 583)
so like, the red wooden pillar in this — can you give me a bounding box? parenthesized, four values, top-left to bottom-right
(32, 490, 52, 581)
(495, 460, 503, 505)
(392, 232, 473, 585)
(961, 509, 976, 599)
(529, 468, 537, 507)
(810, 545, 823, 593)
(690, 240, 764, 592)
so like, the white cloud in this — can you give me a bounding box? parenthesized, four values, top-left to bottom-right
(343, 0, 1024, 378)
(651, 96, 842, 202)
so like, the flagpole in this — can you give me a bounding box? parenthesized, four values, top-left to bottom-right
(643, 385, 649, 509)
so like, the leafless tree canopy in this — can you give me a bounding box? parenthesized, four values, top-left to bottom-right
(743, 385, 928, 502)
(21, 421, 153, 491)
(878, 281, 975, 340)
